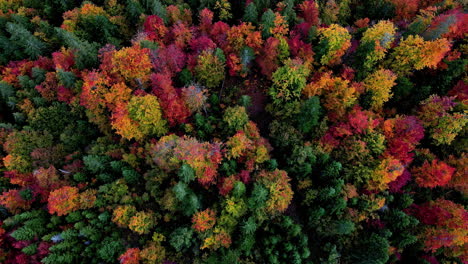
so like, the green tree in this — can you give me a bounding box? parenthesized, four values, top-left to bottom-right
(195, 49, 226, 88)
(6, 22, 49, 60)
(260, 9, 275, 38)
(269, 59, 310, 105)
(243, 3, 258, 25)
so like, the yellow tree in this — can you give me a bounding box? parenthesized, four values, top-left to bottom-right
(363, 69, 397, 111)
(360, 20, 396, 70)
(257, 169, 293, 215)
(367, 158, 404, 191)
(111, 95, 168, 141)
(317, 24, 351, 66)
(110, 44, 153, 82)
(303, 72, 357, 119)
(112, 205, 137, 227)
(390, 35, 451, 75)
(128, 211, 156, 234)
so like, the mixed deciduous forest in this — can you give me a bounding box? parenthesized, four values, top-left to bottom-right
(0, 0, 467, 263)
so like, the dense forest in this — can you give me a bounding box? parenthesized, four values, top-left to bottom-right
(0, 0, 467, 263)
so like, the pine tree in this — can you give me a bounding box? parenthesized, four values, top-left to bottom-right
(97, 237, 125, 262)
(178, 163, 195, 183)
(297, 96, 322, 134)
(6, 22, 49, 60)
(243, 3, 258, 25)
(260, 9, 276, 39)
(349, 233, 390, 264)
(0, 81, 15, 109)
(55, 28, 99, 69)
(169, 227, 193, 251)
(143, 0, 168, 22)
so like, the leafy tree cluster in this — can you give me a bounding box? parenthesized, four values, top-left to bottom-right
(0, 1, 467, 264)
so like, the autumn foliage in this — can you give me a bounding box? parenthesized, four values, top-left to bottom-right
(152, 135, 222, 186)
(109, 45, 152, 82)
(47, 186, 79, 216)
(408, 199, 468, 255)
(0, 1, 466, 264)
(118, 248, 140, 264)
(317, 24, 351, 66)
(128, 211, 155, 234)
(413, 159, 455, 188)
(151, 73, 190, 127)
(363, 69, 397, 110)
(391, 35, 451, 75)
(192, 208, 217, 232)
(257, 169, 293, 214)
(0, 189, 32, 214)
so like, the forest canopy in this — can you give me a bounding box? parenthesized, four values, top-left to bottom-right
(0, 0, 467, 264)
